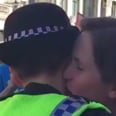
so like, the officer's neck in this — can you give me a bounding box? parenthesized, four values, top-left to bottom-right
(23, 71, 65, 94)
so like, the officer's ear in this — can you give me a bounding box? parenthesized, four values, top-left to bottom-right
(9, 67, 23, 87)
(108, 83, 116, 99)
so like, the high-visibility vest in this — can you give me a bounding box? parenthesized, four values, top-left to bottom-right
(0, 93, 110, 116)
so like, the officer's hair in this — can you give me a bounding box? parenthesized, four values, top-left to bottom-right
(11, 30, 78, 79)
(80, 17, 116, 83)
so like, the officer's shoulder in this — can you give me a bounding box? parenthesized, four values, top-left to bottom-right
(0, 93, 14, 101)
(81, 109, 112, 116)
(69, 96, 112, 115)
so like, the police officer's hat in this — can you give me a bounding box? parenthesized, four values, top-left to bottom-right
(0, 3, 80, 65)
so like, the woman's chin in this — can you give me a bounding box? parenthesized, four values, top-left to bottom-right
(66, 84, 77, 96)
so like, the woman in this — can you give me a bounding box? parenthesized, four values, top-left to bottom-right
(64, 17, 116, 115)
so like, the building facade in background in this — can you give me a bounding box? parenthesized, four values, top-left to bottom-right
(0, 0, 116, 41)
(27, 0, 116, 24)
(34, 0, 116, 18)
(0, 0, 116, 27)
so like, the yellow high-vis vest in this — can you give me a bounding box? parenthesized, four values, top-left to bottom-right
(0, 93, 110, 116)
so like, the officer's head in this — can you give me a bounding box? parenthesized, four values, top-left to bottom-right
(64, 17, 116, 108)
(0, 3, 80, 92)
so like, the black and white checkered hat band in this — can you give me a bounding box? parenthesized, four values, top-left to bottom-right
(5, 26, 64, 42)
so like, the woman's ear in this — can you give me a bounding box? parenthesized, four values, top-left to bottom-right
(9, 67, 23, 87)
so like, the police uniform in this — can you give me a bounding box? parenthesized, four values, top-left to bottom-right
(0, 3, 112, 116)
(0, 83, 111, 116)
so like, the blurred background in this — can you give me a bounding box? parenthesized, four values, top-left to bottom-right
(0, 0, 115, 42)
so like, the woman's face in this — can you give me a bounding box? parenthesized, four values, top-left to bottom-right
(64, 31, 110, 103)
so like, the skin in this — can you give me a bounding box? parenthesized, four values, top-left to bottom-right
(64, 31, 112, 105)
(1, 31, 116, 114)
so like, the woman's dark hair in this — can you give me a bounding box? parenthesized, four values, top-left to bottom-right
(81, 17, 116, 83)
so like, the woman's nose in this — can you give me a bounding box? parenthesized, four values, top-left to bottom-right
(63, 65, 73, 80)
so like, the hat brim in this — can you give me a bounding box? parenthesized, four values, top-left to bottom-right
(0, 27, 80, 65)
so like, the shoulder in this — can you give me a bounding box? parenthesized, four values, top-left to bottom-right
(81, 109, 112, 116)
(0, 64, 10, 81)
(52, 96, 111, 116)
(66, 96, 111, 116)
(0, 64, 9, 75)
(0, 64, 9, 70)
(70, 98, 112, 116)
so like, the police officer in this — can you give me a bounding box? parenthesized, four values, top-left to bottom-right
(0, 3, 112, 116)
